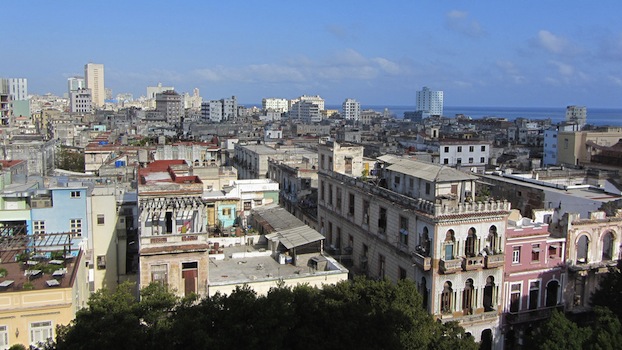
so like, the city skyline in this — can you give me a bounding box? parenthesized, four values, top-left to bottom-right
(3, 1, 622, 108)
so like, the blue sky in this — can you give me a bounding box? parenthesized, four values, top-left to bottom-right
(3, 1, 622, 108)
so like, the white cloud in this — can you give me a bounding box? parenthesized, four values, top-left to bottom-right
(445, 10, 484, 38)
(534, 30, 581, 55)
(495, 60, 526, 84)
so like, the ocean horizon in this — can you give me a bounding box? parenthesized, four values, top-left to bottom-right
(321, 105, 622, 126)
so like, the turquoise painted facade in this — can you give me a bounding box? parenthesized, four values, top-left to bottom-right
(217, 203, 237, 228)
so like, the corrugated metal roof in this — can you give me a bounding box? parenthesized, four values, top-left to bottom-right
(383, 157, 477, 182)
(266, 226, 324, 249)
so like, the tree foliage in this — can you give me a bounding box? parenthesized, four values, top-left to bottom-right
(55, 278, 478, 350)
(591, 260, 622, 320)
(55, 146, 84, 172)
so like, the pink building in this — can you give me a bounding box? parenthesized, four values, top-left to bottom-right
(502, 211, 565, 347)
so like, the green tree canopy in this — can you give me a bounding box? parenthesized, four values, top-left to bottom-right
(55, 278, 479, 350)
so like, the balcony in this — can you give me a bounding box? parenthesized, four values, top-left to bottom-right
(484, 253, 504, 268)
(462, 256, 485, 271)
(440, 258, 462, 274)
(505, 305, 563, 325)
(412, 252, 432, 271)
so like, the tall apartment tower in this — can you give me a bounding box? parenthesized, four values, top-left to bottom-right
(416, 86, 443, 117)
(67, 76, 85, 95)
(155, 90, 184, 125)
(70, 88, 93, 114)
(84, 63, 105, 108)
(565, 105, 587, 128)
(0, 78, 28, 101)
(342, 98, 361, 121)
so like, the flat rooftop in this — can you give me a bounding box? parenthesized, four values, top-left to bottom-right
(208, 244, 347, 286)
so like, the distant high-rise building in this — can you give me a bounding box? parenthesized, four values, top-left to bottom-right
(147, 83, 175, 99)
(342, 98, 361, 121)
(297, 95, 325, 111)
(416, 86, 443, 117)
(565, 105, 587, 128)
(201, 96, 237, 122)
(67, 76, 85, 95)
(155, 90, 184, 125)
(70, 88, 93, 114)
(0, 78, 28, 101)
(262, 98, 289, 112)
(289, 100, 321, 123)
(84, 63, 105, 108)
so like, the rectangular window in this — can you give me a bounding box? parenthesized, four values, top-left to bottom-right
(399, 216, 409, 245)
(457, 158, 462, 164)
(328, 184, 333, 205)
(97, 255, 106, 269)
(469, 146, 474, 152)
(348, 193, 355, 216)
(254, 199, 262, 206)
(480, 157, 485, 163)
(222, 208, 232, 216)
(444, 146, 449, 153)
(468, 157, 474, 163)
(529, 281, 540, 310)
(30, 321, 53, 346)
(33, 220, 45, 235)
(362, 200, 370, 224)
(531, 244, 540, 262)
(320, 180, 325, 201)
(336, 188, 342, 210)
(0, 325, 7, 349)
(425, 182, 430, 195)
(378, 207, 387, 234)
(457, 146, 462, 152)
(394, 175, 401, 184)
(443, 158, 449, 164)
(398, 266, 407, 280)
(510, 284, 521, 312)
(378, 254, 385, 279)
(97, 214, 105, 225)
(548, 245, 558, 258)
(151, 264, 168, 286)
(70, 191, 81, 198)
(70, 219, 82, 237)
(244, 201, 252, 210)
(512, 247, 521, 264)
(481, 145, 486, 151)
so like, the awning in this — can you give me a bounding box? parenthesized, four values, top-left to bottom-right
(266, 226, 324, 250)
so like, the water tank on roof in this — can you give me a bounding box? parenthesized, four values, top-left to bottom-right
(98, 141, 108, 145)
(115, 160, 126, 168)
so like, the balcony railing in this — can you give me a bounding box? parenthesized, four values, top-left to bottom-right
(505, 305, 564, 325)
(484, 253, 504, 268)
(412, 252, 432, 271)
(462, 256, 485, 271)
(440, 258, 462, 274)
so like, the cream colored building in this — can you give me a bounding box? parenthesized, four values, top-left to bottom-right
(557, 127, 622, 166)
(0, 242, 88, 348)
(90, 186, 123, 291)
(318, 147, 509, 349)
(84, 63, 105, 108)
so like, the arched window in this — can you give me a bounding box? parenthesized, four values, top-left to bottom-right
(483, 276, 495, 312)
(488, 225, 498, 254)
(462, 279, 474, 315)
(465, 227, 477, 257)
(602, 231, 615, 261)
(194, 159, 200, 167)
(577, 235, 589, 264)
(444, 230, 455, 260)
(441, 281, 453, 314)
(545, 280, 559, 307)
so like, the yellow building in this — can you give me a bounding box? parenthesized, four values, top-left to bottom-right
(557, 127, 622, 166)
(0, 231, 88, 348)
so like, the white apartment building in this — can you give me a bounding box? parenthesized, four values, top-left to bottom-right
(416, 86, 443, 117)
(147, 82, 175, 99)
(0, 78, 28, 101)
(543, 127, 559, 166)
(437, 140, 490, 171)
(84, 63, 105, 108)
(70, 88, 93, 114)
(317, 144, 509, 349)
(342, 98, 361, 121)
(262, 98, 289, 112)
(565, 105, 587, 128)
(289, 100, 321, 123)
(201, 96, 237, 122)
(67, 76, 85, 95)
(292, 95, 325, 111)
